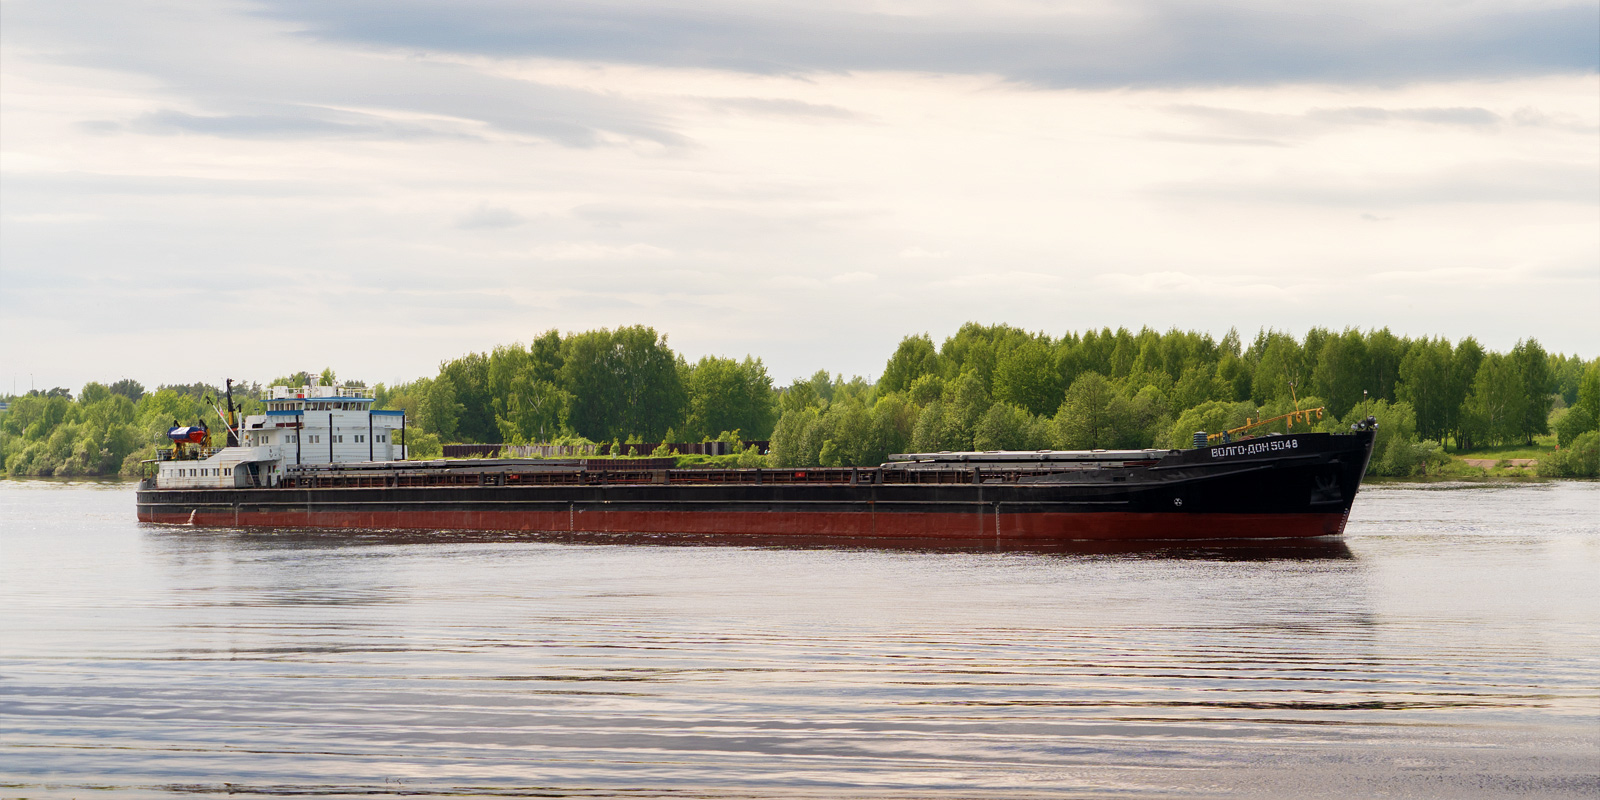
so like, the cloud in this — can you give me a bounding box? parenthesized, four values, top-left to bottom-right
(829, 271, 877, 284)
(110, 108, 466, 140)
(1142, 132, 1292, 147)
(1162, 103, 1508, 145)
(457, 204, 526, 230)
(1306, 106, 1502, 126)
(6, 1, 684, 148)
(0, 171, 317, 198)
(526, 243, 674, 261)
(1155, 161, 1599, 207)
(3, 1, 1595, 387)
(3, 212, 101, 224)
(255, 0, 1598, 87)
(1094, 270, 1300, 301)
(700, 97, 860, 120)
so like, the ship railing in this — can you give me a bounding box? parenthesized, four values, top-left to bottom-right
(277, 464, 1113, 490)
(260, 385, 375, 401)
(155, 447, 224, 462)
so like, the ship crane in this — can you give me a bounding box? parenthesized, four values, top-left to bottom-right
(1207, 407, 1326, 445)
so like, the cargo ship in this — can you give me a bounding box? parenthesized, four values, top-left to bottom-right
(136, 382, 1377, 542)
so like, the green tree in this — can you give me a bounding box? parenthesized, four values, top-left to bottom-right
(1577, 362, 1600, 424)
(156, 382, 219, 400)
(1250, 332, 1302, 406)
(529, 329, 565, 382)
(1366, 328, 1406, 402)
(1342, 399, 1426, 476)
(1165, 401, 1254, 449)
(398, 429, 441, 459)
(936, 323, 1032, 390)
(1539, 430, 1600, 478)
(1450, 337, 1486, 448)
(1553, 406, 1596, 448)
(1462, 354, 1521, 447)
(908, 373, 944, 406)
(1126, 385, 1172, 448)
(993, 339, 1065, 417)
(1075, 328, 1115, 377)
(1172, 363, 1226, 412)
(79, 382, 111, 405)
(1216, 333, 1253, 402)
(136, 389, 207, 441)
(769, 406, 821, 467)
(1313, 329, 1369, 418)
(1107, 328, 1136, 378)
(1054, 373, 1132, 450)
(1397, 338, 1453, 443)
(270, 371, 312, 388)
(879, 334, 939, 394)
(863, 393, 916, 464)
(438, 352, 495, 442)
(485, 343, 533, 402)
(108, 379, 145, 402)
(778, 370, 835, 416)
(418, 375, 462, 441)
(560, 326, 686, 441)
(974, 403, 1049, 451)
(821, 398, 873, 465)
(945, 370, 991, 447)
(1508, 339, 1553, 444)
(910, 400, 964, 453)
(683, 356, 776, 440)
(493, 375, 571, 444)
(1550, 353, 1586, 406)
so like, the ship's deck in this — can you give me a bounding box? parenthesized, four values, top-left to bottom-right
(272, 455, 1170, 490)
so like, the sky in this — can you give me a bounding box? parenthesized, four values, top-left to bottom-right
(2, 0, 1596, 394)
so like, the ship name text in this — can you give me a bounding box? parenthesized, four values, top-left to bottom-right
(1210, 439, 1300, 459)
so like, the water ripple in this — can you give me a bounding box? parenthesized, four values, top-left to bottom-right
(1, 481, 1597, 798)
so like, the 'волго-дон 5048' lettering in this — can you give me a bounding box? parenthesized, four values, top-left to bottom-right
(1210, 439, 1300, 458)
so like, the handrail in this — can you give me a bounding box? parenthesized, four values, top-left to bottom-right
(155, 446, 224, 461)
(1208, 407, 1325, 444)
(260, 385, 375, 401)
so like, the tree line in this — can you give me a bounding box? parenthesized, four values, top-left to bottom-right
(375, 328, 777, 456)
(761, 325, 1597, 477)
(373, 324, 1599, 477)
(4, 324, 1597, 478)
(1, 374, 325, 477)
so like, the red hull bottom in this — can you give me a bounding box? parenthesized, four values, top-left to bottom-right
(138, 508, 1349, 541)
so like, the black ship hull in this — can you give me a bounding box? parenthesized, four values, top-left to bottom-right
(137, 431, 1375, 542)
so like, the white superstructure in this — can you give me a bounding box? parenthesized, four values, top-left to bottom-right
(151, 384, 407, 489)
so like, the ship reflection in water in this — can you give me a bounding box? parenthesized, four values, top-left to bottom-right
(2, 481, 1596, 799)
(151, 525, 1357, 560)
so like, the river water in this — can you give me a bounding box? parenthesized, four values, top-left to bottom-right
(1, 480, 1596, 799)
